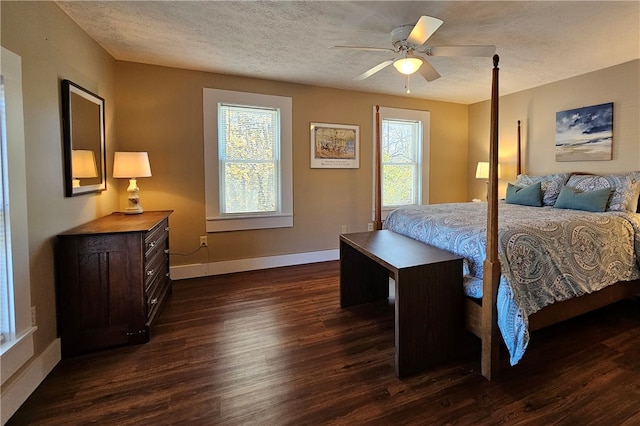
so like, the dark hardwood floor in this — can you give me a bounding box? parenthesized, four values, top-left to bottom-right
(8, 261, 640, 425)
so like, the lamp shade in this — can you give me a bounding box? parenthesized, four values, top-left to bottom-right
(475, 161, 501, 179)
(393, 57, 423, 75)
(71, 149, 98, 178)
(475, 162, 489, 179)
(113, 151, 152, 178)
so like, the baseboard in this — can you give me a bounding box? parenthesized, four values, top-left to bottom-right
(1, 338, 61, 425)
(170, 249, 339, 280)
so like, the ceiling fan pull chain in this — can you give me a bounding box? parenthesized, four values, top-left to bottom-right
(405, 74, 411, 94)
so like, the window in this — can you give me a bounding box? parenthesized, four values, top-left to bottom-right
(374, 106, 430, 216)
(0, 75, 10, 344)
(381, 118, 422, 207)
(204, 89, 292, 232)
(1, 47, 36, 385)
(218, 104, 279, 215)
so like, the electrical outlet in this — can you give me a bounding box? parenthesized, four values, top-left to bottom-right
(199, 236, 208, 247)
(341, 225, 348, 234)
(367, 223, 374, 231)
(31, 306, 36, 326)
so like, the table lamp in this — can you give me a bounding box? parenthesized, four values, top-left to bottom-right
(113, 151, 152, 214)
(476, 161, 501, 200)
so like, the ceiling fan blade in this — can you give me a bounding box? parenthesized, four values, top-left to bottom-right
(331, 45, 396, 53)
(407, 16, 443, 46)
(423, 45, 497, 57)
(354, 59, 394, 80)
(418, 59, 441, 82)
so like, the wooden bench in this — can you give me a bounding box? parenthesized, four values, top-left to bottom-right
(340, 230, 463, 378)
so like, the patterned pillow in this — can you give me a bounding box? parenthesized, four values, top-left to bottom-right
(565, 172, 640, 212)
(515, 173, 570, 206)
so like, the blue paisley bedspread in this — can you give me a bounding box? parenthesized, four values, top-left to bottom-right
(383, 202, 640, 365)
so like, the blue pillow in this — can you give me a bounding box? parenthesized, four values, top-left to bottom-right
(505, 182, 543, 207)
(554, 186, 612, 212)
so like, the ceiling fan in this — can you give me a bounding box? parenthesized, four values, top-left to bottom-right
(331, 16, 496, 91)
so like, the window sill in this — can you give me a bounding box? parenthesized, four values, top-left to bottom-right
(1, 326, 37, 386)
(206, 213, 293, 232)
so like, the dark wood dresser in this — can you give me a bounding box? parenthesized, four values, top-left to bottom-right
(56, 210, 173, 357)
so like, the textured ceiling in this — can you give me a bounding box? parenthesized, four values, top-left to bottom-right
(56, 1, 640, 104)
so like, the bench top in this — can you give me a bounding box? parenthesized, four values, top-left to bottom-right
(340, 230, 462, 272)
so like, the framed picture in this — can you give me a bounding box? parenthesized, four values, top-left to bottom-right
(555, 102, 613, 161)
(310, 122, 359, 168)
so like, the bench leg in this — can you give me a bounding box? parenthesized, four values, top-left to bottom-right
(395, 261, 462, 378)
(340, 239, 389, 308)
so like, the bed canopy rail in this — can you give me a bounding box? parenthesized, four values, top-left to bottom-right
(374, 105, 383, 231)
(517, 120, 522, 176)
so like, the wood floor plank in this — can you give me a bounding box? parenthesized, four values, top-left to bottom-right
(7, 261, 640, 425)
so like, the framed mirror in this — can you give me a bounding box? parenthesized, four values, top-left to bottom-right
(61, 79, 106, 196)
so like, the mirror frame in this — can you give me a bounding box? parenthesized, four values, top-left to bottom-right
(61, 79, 107, 197)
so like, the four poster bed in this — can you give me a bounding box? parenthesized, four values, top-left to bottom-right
(376, 55, 640, 380)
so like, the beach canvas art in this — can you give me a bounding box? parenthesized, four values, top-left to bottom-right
(555, 102, 613, 161)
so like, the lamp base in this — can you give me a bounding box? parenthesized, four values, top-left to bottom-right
(123, 179, 143, 214)
(123, 205, 144, 215)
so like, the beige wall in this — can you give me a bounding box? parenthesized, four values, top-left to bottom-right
(468, 60, 640, 200)
(1, 0, 118, 375)
(115, 61, 469, 267)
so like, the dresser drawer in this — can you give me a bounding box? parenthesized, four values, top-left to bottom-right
(144, 238, 169, 292)
(145, 218, 169, 259)
(146, 271, 170, 324)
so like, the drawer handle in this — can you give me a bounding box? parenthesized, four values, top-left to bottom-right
(166, 272, 170, 277)
(149, 241, 156, 248)
(165, 226, 170, 232)
(147, 269, 154, 276)
(164, 249, 170, 254)
(150, 298, 158, 305)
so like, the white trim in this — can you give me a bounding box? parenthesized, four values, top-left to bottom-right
(170, 249, 339, 280)
(205, 213, 293, 232)
(1, 47, 34, 393)
(203, 89, 293, 233)
(0, 326, 36, 386)
(1, 338, 60, 425)
(372, 106, 431, 220)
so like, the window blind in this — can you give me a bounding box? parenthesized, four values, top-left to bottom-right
(218, 104, 280, 215)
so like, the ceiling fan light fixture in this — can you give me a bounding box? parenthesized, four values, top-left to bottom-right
(393, 56, 423, 75)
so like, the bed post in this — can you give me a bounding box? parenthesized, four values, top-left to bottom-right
(374, 105, 383, 230)
(517, 120, 521, 175)
(481, 54, 501, 380)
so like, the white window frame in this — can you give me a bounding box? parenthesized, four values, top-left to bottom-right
(373, 106, 430, 219)
(381, 117, 422, 207)
(204, 89, 292, 232)
(0, 47, 36, 386)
